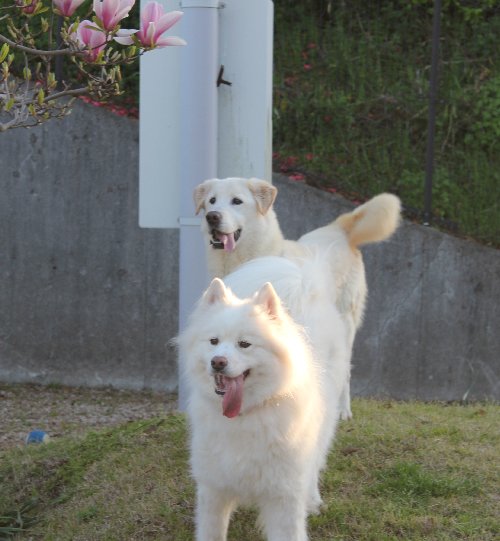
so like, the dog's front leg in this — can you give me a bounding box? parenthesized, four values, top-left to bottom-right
(195, 484, 235, 541)
(258, 495, 308, 541)
(338, 371, 353, 421)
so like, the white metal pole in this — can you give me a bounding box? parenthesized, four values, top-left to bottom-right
(178, 0, 220, 409)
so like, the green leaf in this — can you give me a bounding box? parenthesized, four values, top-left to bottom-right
(41, 17, 49, 33)
(47, 72, 57, 90)
(0, 43, 9, 64)
(5, 98, 15, 112)
(91, 16, 105, 31)
(37, 88, 45, 106)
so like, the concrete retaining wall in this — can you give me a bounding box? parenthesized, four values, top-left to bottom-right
(273, 177, 500, 401)
(1, 103, 499, 400)
(1, 104, 178, 391)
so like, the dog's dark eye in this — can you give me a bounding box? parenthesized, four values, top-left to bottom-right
(209, 197, 216, 204)
(232, 198, 243, 205)
(210, 337, 219, 345)
(238, 340, 251, 349)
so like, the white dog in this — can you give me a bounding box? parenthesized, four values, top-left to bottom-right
(178, 263, 348, 541)
(194, 177, 401, 418)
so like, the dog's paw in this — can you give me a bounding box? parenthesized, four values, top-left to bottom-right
(307, 498, 325, 515)
(339, 408, 353, 421)
(307, 489, 323, 515)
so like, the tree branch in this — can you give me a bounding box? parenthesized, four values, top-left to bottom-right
(0, 86, 88, 105)
(44, 87, 88, 102)
(0, 32, 83, 57)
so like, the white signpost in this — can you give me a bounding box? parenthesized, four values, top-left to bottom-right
(139, 0, 274, 405)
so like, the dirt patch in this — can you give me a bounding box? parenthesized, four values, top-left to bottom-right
(0, 383, 178, 450)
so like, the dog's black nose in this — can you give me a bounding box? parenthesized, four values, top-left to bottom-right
(211, 356, 228, 372)
(206, 211, 221, 228)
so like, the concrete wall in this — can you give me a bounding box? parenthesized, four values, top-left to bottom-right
(1, 103, 499, 400)
(1, 103, 179, 391)
(273, 177, 500, 401)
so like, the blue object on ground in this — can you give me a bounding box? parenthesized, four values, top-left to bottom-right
(26, 430, 50, 444)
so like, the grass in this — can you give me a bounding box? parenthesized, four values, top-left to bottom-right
(0, 399, 498, 540)
(272, 1, 500, 245)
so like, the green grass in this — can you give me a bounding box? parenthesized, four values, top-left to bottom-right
(1, 399, 498, 540)
(273, 0, 500, 245)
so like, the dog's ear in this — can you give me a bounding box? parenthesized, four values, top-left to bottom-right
(193, 182, 208, 215)
(247, 179, 277, 215)
(254, 282, 282, 320)
(203, 278, 230, 306)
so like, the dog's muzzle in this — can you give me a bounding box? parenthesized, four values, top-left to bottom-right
(210, 228, 242, 250)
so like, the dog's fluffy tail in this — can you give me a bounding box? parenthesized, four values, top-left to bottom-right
(335, 193, 401, 248)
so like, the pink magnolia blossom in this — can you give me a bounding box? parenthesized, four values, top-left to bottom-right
(16, 0, 40, 14)
(72, 20, 109, 62)
(113, 28, 138, 45)
(93, 0, 136, 31)
(136, 2, 186, 48)
(53, 0, 86, 17)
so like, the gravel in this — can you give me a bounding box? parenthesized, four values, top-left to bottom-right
(0, 383, 178, 451)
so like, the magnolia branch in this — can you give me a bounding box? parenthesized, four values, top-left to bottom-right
(0, 32, 83, 57)
(0, 0, 185, 130)
(44, 87, 88, 102)
(0, 86, 88, 102)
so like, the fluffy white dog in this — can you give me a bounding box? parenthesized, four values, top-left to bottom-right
(178, 260, 349, 541)
(194, 177, 401, 418)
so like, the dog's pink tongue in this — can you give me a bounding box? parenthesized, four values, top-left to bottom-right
(222, 374, 244, 418)
(218, 233, 236, 252)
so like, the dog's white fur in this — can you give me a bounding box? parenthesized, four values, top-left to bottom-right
(194, 177, 401, 419)
(194, 177, 300, 277)
(178, 263, 348, 541)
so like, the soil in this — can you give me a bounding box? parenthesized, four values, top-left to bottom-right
(0, 383, 178, 451)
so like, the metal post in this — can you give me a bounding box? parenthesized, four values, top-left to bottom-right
(178, 0, 220, 410)
(423, 0, 442, 225)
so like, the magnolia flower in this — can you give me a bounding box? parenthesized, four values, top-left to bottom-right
(16, 0, 40, 14)
(72, 20, 109, 62)
(53, 0, 86, 17)
(93, 0, 136, 31)
(135, 2, 186, 48)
